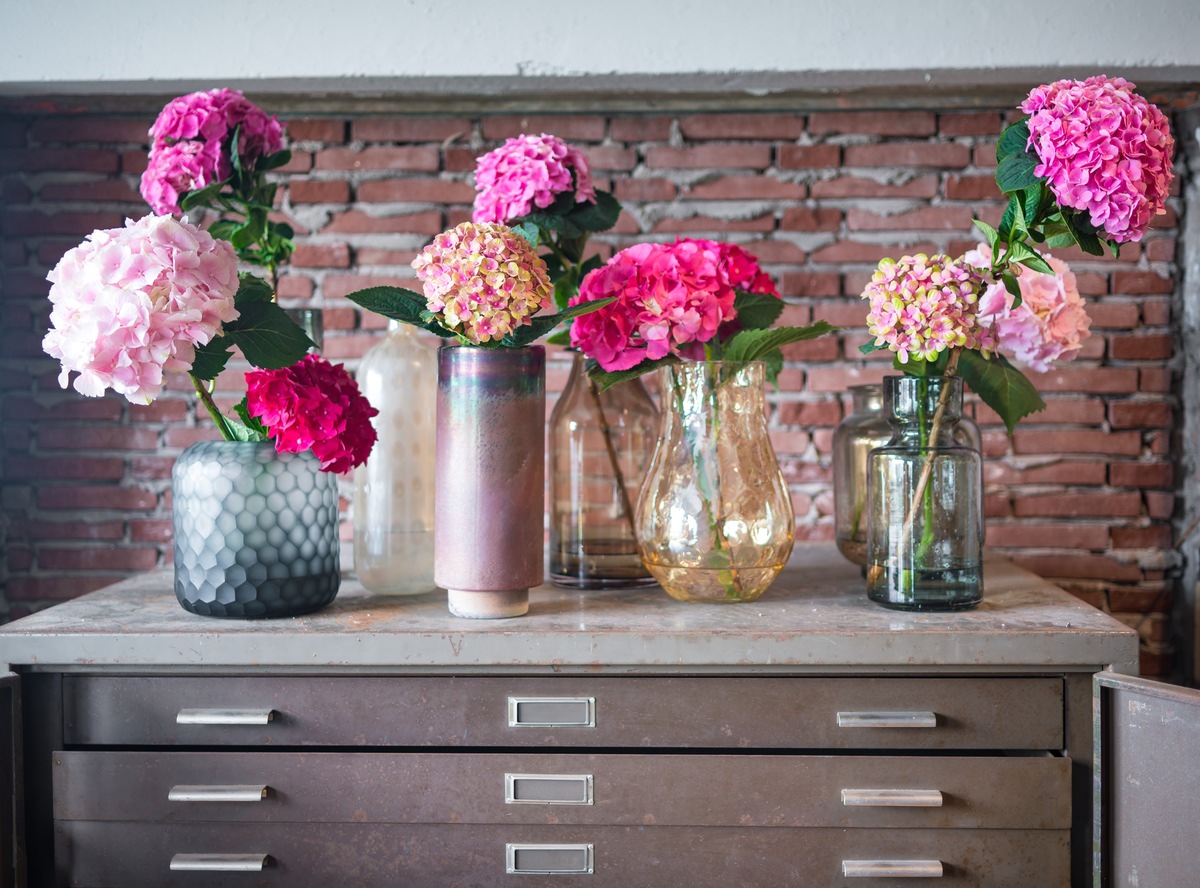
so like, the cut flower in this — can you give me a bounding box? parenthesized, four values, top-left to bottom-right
(472, 133, 597, 225)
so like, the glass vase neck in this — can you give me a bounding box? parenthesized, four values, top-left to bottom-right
(884, 375, 964, 422)
(849, 383, 884, 414)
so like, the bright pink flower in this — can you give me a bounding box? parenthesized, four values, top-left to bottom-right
(43, 214, 239, 405)
(472, 133, 597, 224)
(569, 239, 767, 371)
(1022, 75, 1174, 243)
(860, 253, 993, 364)
(411, 221, 553, 345)
(967, 244, 1091, 372)
(141, 88, 285, 215)
(245, 354, 378, 474)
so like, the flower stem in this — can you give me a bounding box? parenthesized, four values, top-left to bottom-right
(191, 374, 236, 442)
(586, 374, 639, 542)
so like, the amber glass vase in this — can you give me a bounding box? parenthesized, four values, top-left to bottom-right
(635, 361, 794, 603)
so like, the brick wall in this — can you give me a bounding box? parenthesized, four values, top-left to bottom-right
(0, 99, 1187, 675)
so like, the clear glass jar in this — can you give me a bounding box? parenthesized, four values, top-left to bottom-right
(866, 375, 983, 611)
(549, 352, 660, 588)
(636, 361, 794, 603)
(834, 383, 982, 568)
(352, 322, 437, 595)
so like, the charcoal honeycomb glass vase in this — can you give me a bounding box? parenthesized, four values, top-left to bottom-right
(172, 440, 341, 618)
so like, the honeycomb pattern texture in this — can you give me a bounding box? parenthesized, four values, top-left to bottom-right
(172, 441, 340, 618)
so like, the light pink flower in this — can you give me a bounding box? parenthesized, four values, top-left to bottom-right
(246, 354, 378, 473)
(860, 253, 993, 365)
(411, 222, 553, 345)
(472, 133, 597, 224)
(1022, 75, 1174, 243)
(569, 239, 764, 371)
(966, 244, 1091, 372)
(43, 214, 240, 404)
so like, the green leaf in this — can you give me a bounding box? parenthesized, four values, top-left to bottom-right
(720, 321, 838, 364)
(231, 399, 271, 441)
(973, 218, 1001, 252)
(258, 149, 292, 172)
(588, 355, 681, 392)
(998, 195, 1022, 245)
(1000, 272, 1023, 309)
(512, 221, 540, 247)
(859, 341, 885, 356)
(544, 330, 571, 347)
(553, 272, 580, 313)
(1017, 182, 1046, 229)
(224, 301, 314, 370)
(996, 149, 1041, 194)
(499, 297, 615, 349)
(207, 219, 240, 242)
(731, 291, 785, 331)
(762, 348, 784, 385)
(1005, 240, 1054, 276)
(344, 285, 430, 325)
(236, 273, 275, 304)
(189, 336, 234, 381)
(1062, 210, 1106, 257)
(181, 181, 224, 212)
(519, 210, 583, 239)
(566, 191, 621, 233)
(995, 119, 1030, 164)
(958, 349, 1046, 435)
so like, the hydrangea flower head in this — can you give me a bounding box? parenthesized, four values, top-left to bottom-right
(411, 222, 553, 345)
(472, 133, 597, 224)
(246, 354, 378, 474)
(141, 88, 285, 215)
(569, 239, 757, 372)
(42, 214, 239, 405)
(861, 253, 993, 364)
(966, 244, 1091, 373)
(1022, 75, 1174, 243)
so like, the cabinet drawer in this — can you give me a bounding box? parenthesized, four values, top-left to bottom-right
(62, 675, 1063, 749)
(56, 822, 1069, 887)
(54, 750, 1070, 829)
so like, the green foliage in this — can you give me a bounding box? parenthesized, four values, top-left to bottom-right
(499, 297, 615, 349)
(731, 291, 785, 331)
(589, 355, 680, 392)
(957, 350, 1046, 435)
(342, 286, 454, 337)
(721, 322, 838, 364)
(227, 399, 270, 443)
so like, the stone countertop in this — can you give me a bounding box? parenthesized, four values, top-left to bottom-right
(0, 543, 1138, 674)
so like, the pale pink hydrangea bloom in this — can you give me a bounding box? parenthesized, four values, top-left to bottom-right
(966, 244, 1091, 373)
(411, 222, 553, 345)
(569, 239, 765, 372)
(42, 214, 240, 404)
(861, 253, 993, 364)
(472, 133, 597, 224)
(141, 88, 285, 215)
(1023, 75, 1174, 243)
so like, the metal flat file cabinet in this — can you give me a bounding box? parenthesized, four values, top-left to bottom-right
(0, 544, 1140, 887)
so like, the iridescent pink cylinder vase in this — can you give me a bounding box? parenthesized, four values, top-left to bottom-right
(435, 345, 546, 618)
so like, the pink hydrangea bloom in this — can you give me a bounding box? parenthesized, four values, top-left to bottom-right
(245, 354, 378, 474)
(411, 222, 553, 345)
(141, 88, 285, 215)
(569, 239, 760, 372)
(861, 253, 994, 365)
(472, 133, 597, 224)
(966, 244, 1091, 373)
(42, 214, 240, 405)
(1022, 75, 1174, 243)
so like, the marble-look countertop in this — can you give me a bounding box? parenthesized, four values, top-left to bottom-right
(0, 543, 1138, 674)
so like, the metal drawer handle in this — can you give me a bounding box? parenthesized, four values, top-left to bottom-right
(506, 843, 594, 875)
(176, 708, 276, 726)
(170, 853, 269, 872)
(841, 788, 944, 807)
(836, 711, 938, 729)
(508, 696, 596, 728)
(843, 860, 944, 878)
(505, 773, 594, 805)
(169, 785, 269, 803)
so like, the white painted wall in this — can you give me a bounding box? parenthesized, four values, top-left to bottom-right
(2, 0, 1199, 90)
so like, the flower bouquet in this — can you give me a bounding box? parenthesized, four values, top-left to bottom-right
(859, 74, 1173, 609)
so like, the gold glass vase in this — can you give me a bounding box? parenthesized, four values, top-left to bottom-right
(635, 361, 794, 603)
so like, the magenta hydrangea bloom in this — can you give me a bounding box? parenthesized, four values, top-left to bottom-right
(472, 133, 597, 224)
(861, 253, 994, 365)
(246, 354, 378, 474)
(411, 222, 553, 345)
(1022, 75, 1174, 243)
(569, 239, 760, 372)
(141, 88, 285, 215)
(966, 244, 1091, 373)
(42, 214, 240, 405)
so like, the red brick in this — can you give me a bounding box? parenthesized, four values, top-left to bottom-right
(0, 117, 27, 147)
(16, 520, 125, 541)
(1110, 525, 1173, 549)
(7, 455, 124, 481)
(938, 112, 1004, 136)
(291, 243, 352, 268)
(29, 118, 151, 143)
(1014, 554, 1144, 583)
(1109, 334, 1173, 361)
(319, 307, 359, 331)
(277, 151, 312, 173)
(982, 460, 1108, 486)
(775, 400, 844, 427)
(579, 145, 637, 171)
(39, 546, 158, 571)
(748, 241, 809, 265)
(683, 175, 806, 201)
(321, 274, 412, 301)
(1109, 401, 1173, 429)
(1034, 367, 1139, 394)
(810, 240, 937, 264)
(481, 116, 607, 141)
(808, 111, 936, 137)
(984, 522, 1110, 549)
(276, 276, 313, 299)
(806, 366, 887, 393)
(1145, 491, 1173, 519)
(351, 118, 470, 142)
(650, 214, 775, 234)
(976, 397, 1107, 427)
(354, 248, 417, 266)
(315, 146, 439, 172)
(780, 206, 842, 231)
(1012, 492, 1142, 518)
(679, 113, 803, 140)
(356, 178, 475, 204)
(0, 147, 119, 174)
(120, 149, 148, 174)
(285, 118, 347, 143)
(130, 456, 174, 481)
(38, 179, 142, 202)
(610, 117, 672, 142)
(1138, 368, 1173, 393)
(322, 332, 382, 360)
(615, 178, 677, 202)
(1086, 302, 1138, 328)
(846, 206, 976, 231)
(1144, 238, 1176, 262)
(2, 210, 124, 237)
(810, 174, 939, 199)
(1012, 428, 1141, 457)
(321, 210, 442, 235)
(443, 146, 477, 172)
(1109, 461, 1174, 488)
(130, 518, 174, 543)
(944, 174, 998, 200)
(972, 143, 998, 169)
(777, 144, 840, 169)
(288, 179, 350, 204)
(780, 336, 841, 361)
(843, 142, 971, 168)
(769, 429, 812, 454)
(37, 426, 159, 451)
(1111, 271, 1174, 295)
(1140, 298, 1171, 327)
(644, 144, 771, 170)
